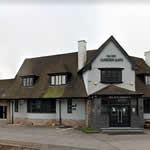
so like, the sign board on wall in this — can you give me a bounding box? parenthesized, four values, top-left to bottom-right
(100, 55, 123, 62)
(72, 104, 77, 111)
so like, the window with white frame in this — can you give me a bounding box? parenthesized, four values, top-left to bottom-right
(22, 77, 33, 87)
(21, 76, 38, 87)
(49, 73, 71, 86)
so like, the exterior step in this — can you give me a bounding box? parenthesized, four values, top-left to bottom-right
(101, 127, 144, 134)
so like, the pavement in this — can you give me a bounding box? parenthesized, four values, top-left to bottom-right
(0, 125, 149, 150)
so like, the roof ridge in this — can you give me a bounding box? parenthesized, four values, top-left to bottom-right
(25, 49, 98, 61)
(0, 79, 14, 81)
(130, 55, 144, 60)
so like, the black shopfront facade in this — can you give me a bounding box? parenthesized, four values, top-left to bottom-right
(89, 95, 144, 129)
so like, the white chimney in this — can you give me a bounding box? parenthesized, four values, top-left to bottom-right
(78, 40, 87, 70)
(145, 51, 150, 67)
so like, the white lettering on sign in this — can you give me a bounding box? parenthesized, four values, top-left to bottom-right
(100, 54, 123, 62)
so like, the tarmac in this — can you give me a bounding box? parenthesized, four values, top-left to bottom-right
(0, 125, 149, 150)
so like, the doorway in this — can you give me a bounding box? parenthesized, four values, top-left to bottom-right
(110, 104, 130, 127)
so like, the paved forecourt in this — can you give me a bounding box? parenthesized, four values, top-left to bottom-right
(0, 125, 149, 150)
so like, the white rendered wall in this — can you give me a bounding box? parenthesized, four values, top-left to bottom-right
(60, 99, 85, 120)
(13, 99, 85, 121)
(144, 114, 150, 120)
(83, 71, 88, 94)
(14, 100, 56, 119)
(83, 41, 135, 95)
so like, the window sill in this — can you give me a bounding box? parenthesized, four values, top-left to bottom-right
(21, 86, 34, 88)
(27, 112, 56, 114)
(145, 85, 150, 87)
(49, 85, 66, 86)
(48, 84, 70, 87)
(101, 81, 123, 84)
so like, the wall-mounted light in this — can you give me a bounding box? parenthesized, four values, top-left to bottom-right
(130, 82, 134, 85)
(94, 82, 97, 85)
(132, 107, 136, 113)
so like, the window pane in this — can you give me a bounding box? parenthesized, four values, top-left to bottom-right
(67, 99, 72, 113)
(49, 74, 69, 86)
(15, 101, 18, 112)
(27, 101, 31, 112)
(27, 100, 56, 113)
(101, 69, 122, 83)
(144, 100, 150, 113)
(101, 71, 105, 81)
(58, 75, 62, 85)
(50, 100, 56, 113)
(42, 100, 56, 113)
(62, 75, 66, 84)
(23, 78, 26, 87)
(22, 77, 34, 87)
(29, 78, 33, 86)
(56, 76, 59, 85)
(146, 76, 150, 85)
(32, 100, 41, 113)
(51, 76, 55, 85)
(26, 78, 29, 86)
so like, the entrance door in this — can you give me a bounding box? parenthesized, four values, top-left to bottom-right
(0, 106, 7, 119)
(110, 105, 130, 127)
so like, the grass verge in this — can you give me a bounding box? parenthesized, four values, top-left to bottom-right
(79, 128, 100, 134)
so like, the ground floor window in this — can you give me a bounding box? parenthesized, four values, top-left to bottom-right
(15, 101, 18, 112)
(0, 106, 7, 119)
(27, 100, 56, 113)
(144, 100, 150, 113)
(67, 99, 72, 113)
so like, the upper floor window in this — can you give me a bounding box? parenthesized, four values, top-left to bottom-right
(49, 73, 71, 86)
(21, 76, 38, 87)
(145, 75, 150, 85)
(100, 68, 123, 84)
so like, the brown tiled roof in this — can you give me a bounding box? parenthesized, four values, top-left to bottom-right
(93, 85, 142, 96)
(0, 79, 15, 99)
(0, 52, 92, 99)
(0, 44, 150, 99)
(130, 56, 150, 97)
(130, 56, 150, 75)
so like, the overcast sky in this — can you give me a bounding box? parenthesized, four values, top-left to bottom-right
(0, 1, 150, 79)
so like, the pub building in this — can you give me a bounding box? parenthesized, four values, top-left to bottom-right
(0, 36, 149, 133)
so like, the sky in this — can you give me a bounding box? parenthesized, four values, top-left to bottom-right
(0, 0, 150, 79)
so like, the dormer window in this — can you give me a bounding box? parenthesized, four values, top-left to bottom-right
(49, 73, 71, 86)
(21, 76, 38, 87)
